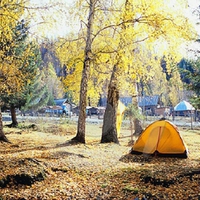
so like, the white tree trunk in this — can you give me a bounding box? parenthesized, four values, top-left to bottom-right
(72, 0, 96, 143)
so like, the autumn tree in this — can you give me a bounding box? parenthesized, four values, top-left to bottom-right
(0, 20, 40, 127)
(21, 69, 51, 114)
(68, 0, 96, 143)
(45, 63, 65, 100)
(101, 0, 196, 142)
(56, 0, 195, 144)
(139, 56, 184, 109)
(12, 46, 64, 118)
(178, 0, 200, 108)
(40, 41, 65, 100)
(56, 0, 116, 143)
(182, 58, 200, 109)
(0, 0, 27, 141)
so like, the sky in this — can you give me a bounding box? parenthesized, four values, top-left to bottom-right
(28, 0, 200, 58)
(186, 0, 200, 58)
(30, 0, 200, 37)
(28, 0, 76, 40)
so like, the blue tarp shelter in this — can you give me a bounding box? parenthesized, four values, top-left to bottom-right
(174, 100, 195, 111)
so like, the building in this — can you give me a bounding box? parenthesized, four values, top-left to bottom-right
(138, 95, 162, 115)
(54, 99, 71, 115)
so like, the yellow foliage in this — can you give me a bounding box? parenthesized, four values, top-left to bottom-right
(56, 0, 196, 104)
(0, 0, 27, 95)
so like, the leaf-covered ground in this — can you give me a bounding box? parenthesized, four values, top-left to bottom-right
(0, 120, 199, 200)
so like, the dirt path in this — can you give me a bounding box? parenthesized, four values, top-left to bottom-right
(0, 123, 199, 200)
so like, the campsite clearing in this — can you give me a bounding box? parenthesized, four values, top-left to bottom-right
(0, 120, 199, 200)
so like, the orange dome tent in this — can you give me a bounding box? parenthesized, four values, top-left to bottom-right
(131, 119, 188, 158)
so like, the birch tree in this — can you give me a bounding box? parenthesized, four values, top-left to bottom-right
(70, 0, 96, 143)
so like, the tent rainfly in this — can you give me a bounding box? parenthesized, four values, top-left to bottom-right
(131, 120, 188, 158)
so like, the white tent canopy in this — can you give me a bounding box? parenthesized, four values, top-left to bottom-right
(174, 100, 195, 111)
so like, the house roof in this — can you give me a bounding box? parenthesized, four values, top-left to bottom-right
(100, 95, 160, 107)
(100, 97, 132, 106)
(120, 97, 132, 106)
(138, 95, 160, 107)
(54, 99, 68, 106)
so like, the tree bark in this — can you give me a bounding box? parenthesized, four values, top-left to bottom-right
(101, 65, 119, 144)
(101, 0, 132, 144)
(133, 118, 143, 136)
(72, 60, 89, 143)
(130, 115, 134, 141)
(10, 105, 18, 127)
(72, 0, 95, 143)
(132, 93, 143, 136)
(0, 108, 10, 143)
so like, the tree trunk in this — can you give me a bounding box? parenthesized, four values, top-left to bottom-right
(10, 105, 18, 127)
(130, 116, 134, 141)
(0, 108, 10, 143)
(101, 0, 132, 144)
(72, 0, 95, 144)
(101, 65, 119, 144)
(132, 94, 143, 136)
(133, 118, 143, 136)
(72, 60, 89, 143)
